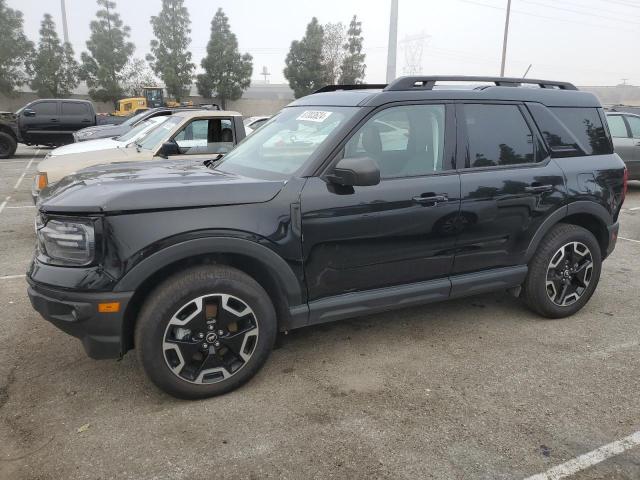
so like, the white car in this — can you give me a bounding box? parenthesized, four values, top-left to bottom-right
(46, 115, 169, 158)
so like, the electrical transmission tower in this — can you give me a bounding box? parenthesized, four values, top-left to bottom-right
(400, 32, 430, 75)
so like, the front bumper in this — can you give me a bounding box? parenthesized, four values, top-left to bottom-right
(27, 280, 133, 359)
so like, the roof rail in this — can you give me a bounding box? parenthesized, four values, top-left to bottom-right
(314, 84, 388, 94)
(384, 76, 578, 91)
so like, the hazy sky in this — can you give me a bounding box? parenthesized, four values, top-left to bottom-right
(8, 0, 640, 86)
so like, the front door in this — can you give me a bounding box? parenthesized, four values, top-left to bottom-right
(301, 103, 460, 301)
(453, 102, 567, 275)
(21, 100, 59, 144)
(623, 115, 640, 178)
(161, 117, 237, 161)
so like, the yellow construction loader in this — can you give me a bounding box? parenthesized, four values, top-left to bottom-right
(113, 87, 193, 116)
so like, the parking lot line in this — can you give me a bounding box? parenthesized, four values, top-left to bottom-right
(523, 430, 640, 480)
(13, 150, 38, 190)
(5, 205, 35, 209)
(619, 236, 640, 244)
(629, 206, 640, 211)
(0, 274, 26, 280)
(0, 195, 10, 215)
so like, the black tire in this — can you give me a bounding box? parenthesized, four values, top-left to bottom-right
(135, 265, 277, 399)
(0, 131, 17, 159)
(523, 223, 602, 318)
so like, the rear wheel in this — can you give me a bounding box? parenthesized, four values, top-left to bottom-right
(135, 265, 277, 399)
(523, 224, 602, 318)
(0, 132, 17, 159)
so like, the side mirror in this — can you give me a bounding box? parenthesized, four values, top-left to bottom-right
(23, 109, 36, 117)
(327, 156, 380, 187)
(159, 141, 180, 157)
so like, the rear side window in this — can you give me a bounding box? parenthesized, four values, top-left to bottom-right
(31, 102, 57, 116)
(607, 115, 629, 138)
(61, 102, 89, 115)
(550, 107, 610, 155)
(463, 104, 535, 168)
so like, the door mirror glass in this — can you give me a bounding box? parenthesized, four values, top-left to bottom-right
(159, 141, 180, 157)
(327, 156, 380, 187)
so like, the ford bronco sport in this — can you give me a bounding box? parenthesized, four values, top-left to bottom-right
(27, 76, 627, 399)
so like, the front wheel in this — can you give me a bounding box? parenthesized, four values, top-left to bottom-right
(135, 265, 277, 399)
(523, 224, 602, 318)
(0, 132, 17, 159)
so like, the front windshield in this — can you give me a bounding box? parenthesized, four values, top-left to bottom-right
(137, 116, 182, 150)
(122, 110, 149, 127)
(218, 106, 358, 178)
(117, 116, 168, 143)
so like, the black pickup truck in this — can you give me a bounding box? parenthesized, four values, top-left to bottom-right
(0, 99, 121, 158)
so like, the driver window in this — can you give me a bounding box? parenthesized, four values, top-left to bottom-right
(343, 105, 445, 178)
(173, 118, 235, 155)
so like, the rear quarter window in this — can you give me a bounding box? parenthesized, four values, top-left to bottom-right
(550, 107, 611, 155)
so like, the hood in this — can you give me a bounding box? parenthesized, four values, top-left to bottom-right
(38, 146, 141, 183)
(39, 159, 285, 214)
(76, 123, 127, 139)
(49, 137, 121, 156)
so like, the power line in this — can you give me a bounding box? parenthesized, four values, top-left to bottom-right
(519, 0, 640, 26)
(457, 0, 640, 33)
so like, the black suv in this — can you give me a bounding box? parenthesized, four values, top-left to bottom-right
(27, 76, 627, 399)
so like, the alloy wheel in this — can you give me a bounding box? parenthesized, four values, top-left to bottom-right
(162, 294, 259, 384)
(545, 241, 594, 306)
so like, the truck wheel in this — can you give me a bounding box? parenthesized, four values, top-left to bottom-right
(0, 132, 17, 159)
(135, 265, 277, 399)
(523, 224, 602, 318)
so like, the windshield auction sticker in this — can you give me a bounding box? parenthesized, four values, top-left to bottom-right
(296, 110, 333, 122)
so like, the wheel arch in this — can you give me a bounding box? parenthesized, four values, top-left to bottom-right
(115, 237, 306, 353)
(0, 123, 18, 141)
(525, 202, 612, 262)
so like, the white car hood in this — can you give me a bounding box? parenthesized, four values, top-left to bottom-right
(49, 137, 123, 157)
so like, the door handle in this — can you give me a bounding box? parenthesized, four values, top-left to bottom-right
(634, 141, 640, 146)
(413, 194, 448, 205)
(524, 184, 553, 193)
(81, 119, 91, 123)
(50, 118, 59, 122)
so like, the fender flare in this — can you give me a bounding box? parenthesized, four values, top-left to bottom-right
(113, 236, 304, 306)
(524, 201, 613, 262)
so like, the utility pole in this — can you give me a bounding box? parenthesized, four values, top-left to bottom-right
(386, 0, 399, 83)
(500, 0, 511, 77)
(60, 0, 70, 44)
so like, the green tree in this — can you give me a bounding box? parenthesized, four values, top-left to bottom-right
(80, 0, 135, 106)
(196, 9, 252, 109)
(146, 0, 194, 102)
(0, 0, 34, 95)
(27, 14, 79, 98)
(322, 22, 346, 84)
(284, 18, 329, 98)
(338, 15, 366, 84)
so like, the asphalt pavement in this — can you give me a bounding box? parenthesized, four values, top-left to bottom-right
(0, 146, 639, 479)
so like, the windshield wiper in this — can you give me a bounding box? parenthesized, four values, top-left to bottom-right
(203, 154, 224, 169)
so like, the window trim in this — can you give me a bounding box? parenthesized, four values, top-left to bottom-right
(623, 114, 640, 139)
(319, 101, 457, 181)
(456, 100, 550, 172)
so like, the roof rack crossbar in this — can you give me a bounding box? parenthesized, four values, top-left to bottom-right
(383, 76, 578, 91)
(313, 84, 388, 94)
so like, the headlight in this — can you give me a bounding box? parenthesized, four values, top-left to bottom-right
(77, 131, 94, 138)
(34, 172, 48, 192)
(37, 218, 95, 265)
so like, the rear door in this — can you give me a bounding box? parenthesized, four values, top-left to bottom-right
(60, 102, 94, 134)
(454, 102, 566, 277)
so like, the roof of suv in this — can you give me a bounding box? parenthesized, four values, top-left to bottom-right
(290, 76, 602, 109)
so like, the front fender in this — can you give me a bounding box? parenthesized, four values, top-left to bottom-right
(113, 236, 304, 306)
